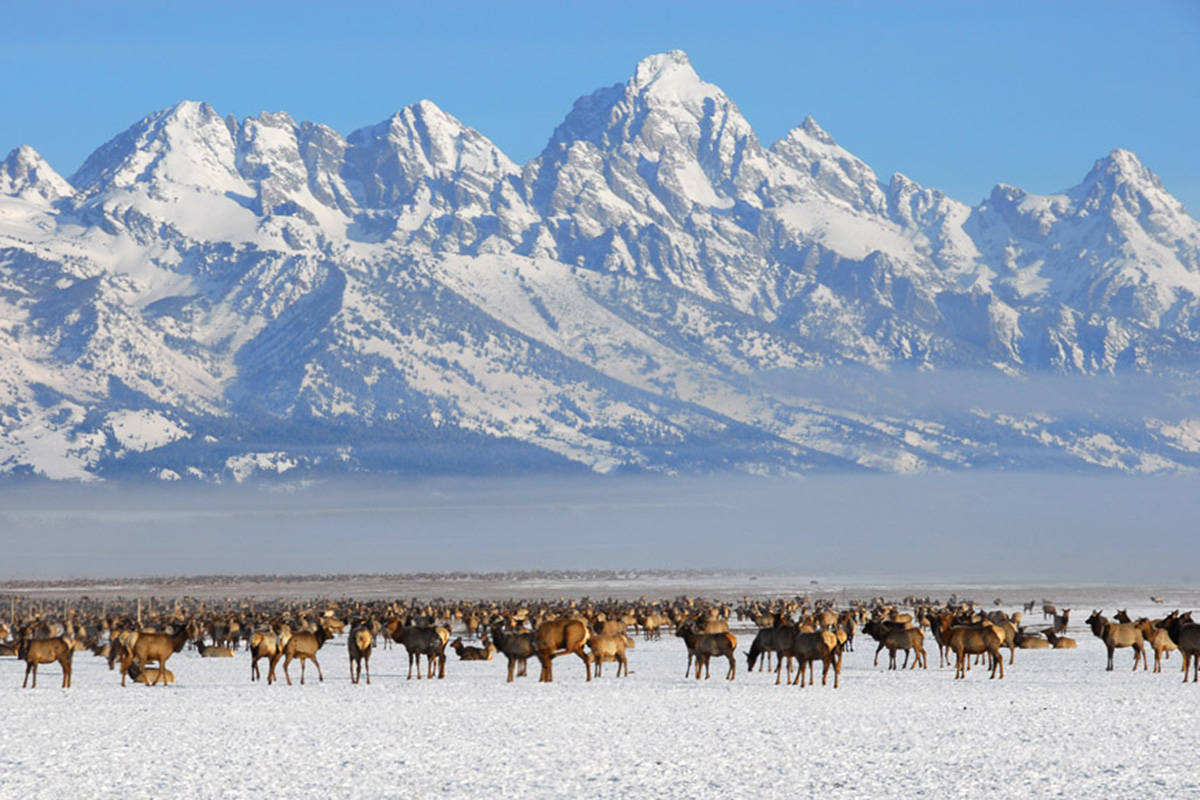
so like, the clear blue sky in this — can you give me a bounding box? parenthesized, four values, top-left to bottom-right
(2, 1, 1197, 213)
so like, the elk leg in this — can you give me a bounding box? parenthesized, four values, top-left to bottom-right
(284, 654, 293, 685)
(365, 655, 371, 685)
(314, 655, 323, 682)
(507, 657, 515, 683)
(23, 661, 32, 688)
(726, 651, 735, 680)
(874, 641, 884, 667)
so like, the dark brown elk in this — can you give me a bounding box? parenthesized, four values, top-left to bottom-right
(949, 621, 1004, 680)
(250, 631, 282, 684)
(862, 619, 927, 670)
(450, 636, 495, 661)
(282, 624, 331, 685)
(18, 632, 74, 688)
(390, 620, 447, 680)
(777, 630, 841, 688)
(121, 623, 191, 687)
(1160, 612, 1200, 683)
(676, 622, 737, 681)
(348, 623, 373, 684)
(534, 617, 590, 682)
(1085, 611, 1145, 672)
(490, 624, 535, 681)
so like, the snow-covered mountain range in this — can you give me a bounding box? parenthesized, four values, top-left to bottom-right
(3, 50, 1199, 481)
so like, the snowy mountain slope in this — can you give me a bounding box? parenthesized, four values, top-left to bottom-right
(0, 50, 1198, 481)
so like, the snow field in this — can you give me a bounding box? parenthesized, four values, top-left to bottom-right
(1, 606, 1196, 799)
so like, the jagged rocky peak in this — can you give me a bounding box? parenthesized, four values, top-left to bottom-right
(540, 50, 768, 202)
(1, 145, 74, 202)
(344, 99, 518, 210)
(70, 100, 244, 198)
(768, 116, 886, 213)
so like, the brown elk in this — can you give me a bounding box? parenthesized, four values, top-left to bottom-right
(587, 633, 633, 677)
(450, 636, 495, 661)
(676, 622, 737, 681)
(778, 630, 841, 688)
(18, 632, 74, 688)
(862, 619, 927, 670)
(1014, 628, 1050, 649)
(1160, 612, 1200, 683)
(949, 621, 1004, 680)
(534, 617, 590, 682)
(490, 624, 535, 681)
(121, 623, 191, 686)
(126, 661, 174, 686)
(1134, 618, 1176, 673)
(390, 620, 447, 680)
(1085, 611, 1145, 672)
(282, 624, 331, 685)
(250, 631, 282, 684)
(348, 623, 373, 684)
(1043, 629, 1076, 649)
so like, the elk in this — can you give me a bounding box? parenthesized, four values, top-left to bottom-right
(348, 623, 373, 684)
(587, 633, 634, 677)
(390, 619, 447, 680)
(125, 661, 174, 686)
(1160, 612, 1200, 683)
(1050, 609, 1070, 635)
(949, 621, 1004, 680)
(1043, 629, 1076, 649)
(1134, 618, 1176, 673)
(533, 617, 590, 682)
(450, 636, 495, 661)
(18, 633, 74, 688)
(121, 623, 191, 687)
(862, 619, 927, 670)
(1014, 628, 1051, 649)
(676, 621, 737, 680)
(250, 631, 282, 684)
(1085, 611, 1145, 672)
(777, 630, 841, 688)
(490, 624, 535, 682)
(282, 624, 331, 685)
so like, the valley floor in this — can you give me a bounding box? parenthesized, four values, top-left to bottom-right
(0, 586, 1196, 798)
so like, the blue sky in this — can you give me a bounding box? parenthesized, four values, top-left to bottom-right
(3, 1, 1197, 212)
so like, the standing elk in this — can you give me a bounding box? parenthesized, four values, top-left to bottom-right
(490, 624, 535, 682)
(533, 617, 590, 682)
(282, 624, 331, 685)
(121, 623, 191, 687)
(1160, 612, 1200, 683)
(390, 619, 447, 680)
(949, 621, 1005, 680)
(348, 622, 374, 684)
(250, 631, 282, 684)
(18, 631, 74, 688)
(1085, 611, 1146, 672)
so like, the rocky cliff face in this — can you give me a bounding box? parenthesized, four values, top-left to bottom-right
(1, 51, 1198, 481)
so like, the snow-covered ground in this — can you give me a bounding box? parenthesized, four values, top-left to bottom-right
(0, 590, 1196, 799)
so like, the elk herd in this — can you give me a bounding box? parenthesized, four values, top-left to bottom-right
(2, 592, 1198, 690)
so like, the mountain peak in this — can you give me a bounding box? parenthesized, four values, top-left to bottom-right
(1, 144, 74, 202)
(630, 50, 696, 88)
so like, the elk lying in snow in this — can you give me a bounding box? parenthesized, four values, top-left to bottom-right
(1043, 629, 1076, 649)
(450, 636, 495, 661)
(121, 624, 191, 687)
(587, 633, 634, 677)
(1014, 628, 1050, 649)
(949, 621, 1004, 680)
(200, 646, 234, 658)
(282, 625, 331, 685)
(18, 633, 74, 688)
(348, 623, 373, 684)
(126, 661, 174, 686)
(1085, 611, 1145, 672)
(490, 624, 535, 682)
(250, 631, 282, 684)
(534, 617, 590, 682)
